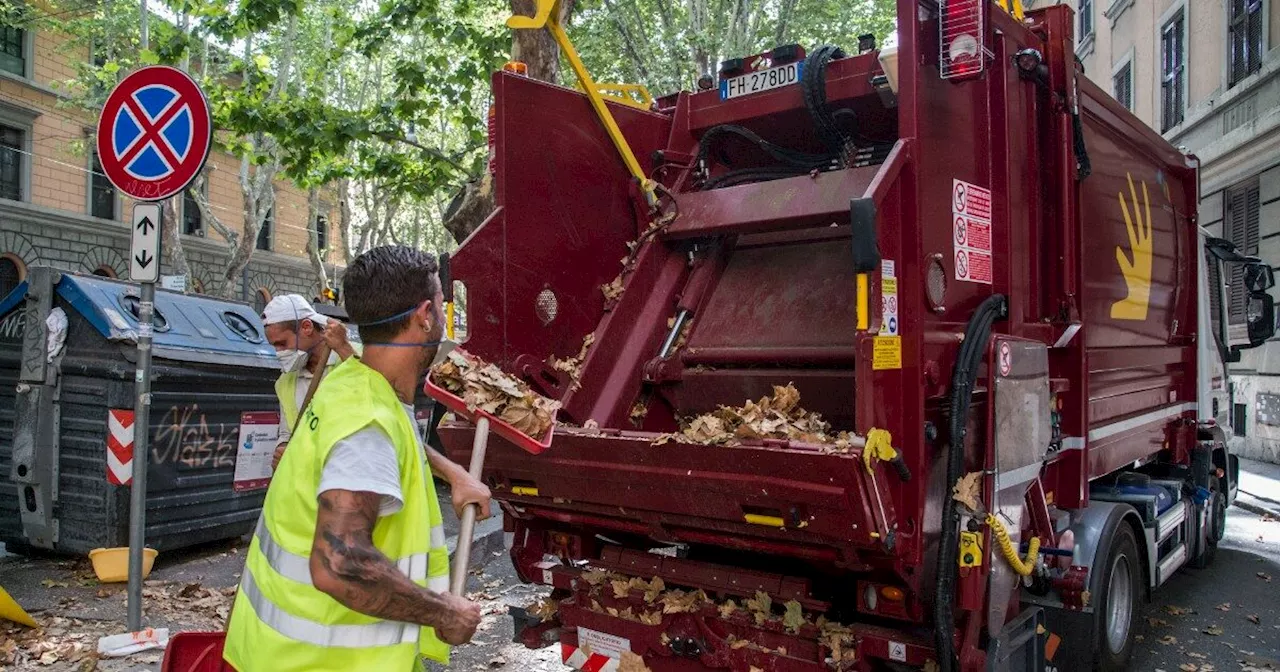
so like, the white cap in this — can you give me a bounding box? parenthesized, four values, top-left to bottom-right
(261, 294, 329, 327)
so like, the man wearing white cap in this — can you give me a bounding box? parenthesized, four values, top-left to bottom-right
(261, 294, 358, 469)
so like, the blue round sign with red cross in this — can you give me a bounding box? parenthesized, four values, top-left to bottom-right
(95, 66, 212, 202)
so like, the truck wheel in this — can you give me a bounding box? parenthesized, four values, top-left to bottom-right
(1095, 523, 1140, 671)
(1191, 489, 1226, 569)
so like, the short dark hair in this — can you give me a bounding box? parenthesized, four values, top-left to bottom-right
(343, 245, 441, 342)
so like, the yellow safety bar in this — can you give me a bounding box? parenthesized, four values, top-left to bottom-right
(995, 0, 1025, 20)
(573, 82, 655, 111)
(446, 301, 455, 340)
(986, 514, 1040, 576)
(507, 0, 659, 208)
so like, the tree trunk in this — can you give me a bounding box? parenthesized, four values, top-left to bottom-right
(442, 0, 575, 245)
(161, 198, 191, 279)
(306, 187, 331, 295)
(338, 178, 353, 264)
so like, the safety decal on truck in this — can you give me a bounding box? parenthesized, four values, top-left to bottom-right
(881, 260, 899, 336)
(562, 627, 631, 671)
(872, 336, 902, 370)
(952, 179, 993, 285)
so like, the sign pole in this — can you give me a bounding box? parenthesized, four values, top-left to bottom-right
(126, 201, 161, 631)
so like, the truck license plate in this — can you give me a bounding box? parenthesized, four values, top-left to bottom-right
(719, 61, 804, 100)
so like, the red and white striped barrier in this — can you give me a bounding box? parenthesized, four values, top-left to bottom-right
(561, 644, 621, 672)
(107, 409, 135, 486)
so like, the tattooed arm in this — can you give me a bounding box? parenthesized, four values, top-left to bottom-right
(309, 489, 481, 644)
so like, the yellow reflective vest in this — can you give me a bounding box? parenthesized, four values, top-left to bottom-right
(225, 358, 450, 671)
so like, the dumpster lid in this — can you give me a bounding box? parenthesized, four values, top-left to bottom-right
(2, 272, 279, 369)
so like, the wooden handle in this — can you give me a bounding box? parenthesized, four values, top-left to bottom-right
(450, 417, 490, 596)
(290, 344, 331, 435)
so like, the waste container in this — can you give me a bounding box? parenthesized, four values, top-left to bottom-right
(0, 267, 281, 555)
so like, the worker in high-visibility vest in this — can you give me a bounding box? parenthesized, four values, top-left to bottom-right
(225, 246, 491, 671)
(260, 294, 358, 470)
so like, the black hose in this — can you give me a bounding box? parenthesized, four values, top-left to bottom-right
(801, 45, 849, 157)
(934, 294, 1008, 672)
(695, 124, 836, 170)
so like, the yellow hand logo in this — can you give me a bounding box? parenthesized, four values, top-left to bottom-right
(1111, 173, 1154, 321)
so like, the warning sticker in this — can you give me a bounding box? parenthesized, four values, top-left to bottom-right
(872, 336, 902, 370)
(578, 627, 630, 659)
(953, 179, 993, 285)
(881, 261, 899, 336)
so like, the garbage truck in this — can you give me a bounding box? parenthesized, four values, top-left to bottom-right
(438, 0, 1278, 670)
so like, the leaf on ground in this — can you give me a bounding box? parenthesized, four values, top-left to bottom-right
(1204, 625, 1224, 636)
(1216, 603, 1232, 611)
(1149, 617, 1170, 627)
(1164, 605, 1193, 616)
(1180, 664, 1198, 672)
(1257, 572, 1273, 583)
(1159, 635, 1179, 645)
(39, 580, 68, 589)
(1248, 614, 1261, 625)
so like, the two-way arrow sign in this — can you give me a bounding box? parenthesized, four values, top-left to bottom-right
(130, 203, 162, 283)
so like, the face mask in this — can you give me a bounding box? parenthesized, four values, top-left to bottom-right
(277, 349, 309, 373)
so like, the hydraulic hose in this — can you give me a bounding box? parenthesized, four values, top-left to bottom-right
(934, 294, 1007, 672)
(800, 45, 850, 158)
(987, 514, 1040, 577)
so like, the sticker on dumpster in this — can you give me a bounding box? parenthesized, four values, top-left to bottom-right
(882, 260, 898, 336)
(872, 336, 902, 370)
(953, 179, 993, 285)
(107, 409, 135, 486)
(577, 627, 630, 659)
(233, 411, 280, 491)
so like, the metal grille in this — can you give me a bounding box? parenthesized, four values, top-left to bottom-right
(939, 0, 986, 80)
(1161, 10, 1185, 132)
(535, 288, 558, 325)
(1112, 62, 1132, 110)
(1228, 0, 1263, 87)
(90, 151, 116, 219)
(256, 208, 273, 250)
(0, 25, 23, 76)
(0, 256, 19, 298)
(313, 215, 328, 250)
(0, 124, 21, 201)
(1225, 178, 1260, 325)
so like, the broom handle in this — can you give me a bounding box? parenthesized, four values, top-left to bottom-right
(450, 417, 490, 596)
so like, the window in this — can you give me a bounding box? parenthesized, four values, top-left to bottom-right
(1113, 61, 1132, 110)
(182, 188, 204, 236)
(253, 287, 272, 313)
(1079, 0, 1094, 39)
(1161, 10, 1185, 132)
(91, 265, 116, 278)
(256, 207, 273, 251)
(89, 150, 116, 219)
(0, 124, 22, 201)
(313, 214, 328, 251)
(0, 24, 25, 77)
(0, 253, 23, 298)
(1225, 178, 1261, 325)
(1228, 0, 1264, 87)
(1234, 403, 1248, 437)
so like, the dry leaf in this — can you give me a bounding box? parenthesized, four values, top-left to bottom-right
(1165, 605, 1193, 616)
(39, 580, 68, 589)
(782, 600, 806, 633)
(1257, 572, 1273, 583)
(718, 600, 738, 619)
(923, 661, 940, 672)
(1248, 614, 1261, 625)
(602, 277, 625, 302)
(618, 652, 652, 672)
(639, 611, 662, 626)
(654, 384, 851, 448)
(1189, 652, 1207, 659)
(1204, 625, 1224, 636)
(745, 591, 772, 617)
(1160, 635, 1178, 645)
(952, 472, 983, 511)
(629, 401, 648, 424)
(612, 579, 632, 599)
(529, 597, 559, 623)
(581, 568, 609, 586)
(1181, 664, 1198, 672)
(1149, 617, 1170, 627)
(1216, 603, 1232, 612)
(432, 349, 559, 439)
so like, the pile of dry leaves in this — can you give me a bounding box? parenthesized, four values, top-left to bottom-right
(654, 384, 855, 449)
(432, 349, 560, 438)
(526, 568, 873, 669)
(550, 333, 595, 388)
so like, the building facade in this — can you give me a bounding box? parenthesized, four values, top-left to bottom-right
(1028, 0, 1280, 461)
(0, 20, 344, 313)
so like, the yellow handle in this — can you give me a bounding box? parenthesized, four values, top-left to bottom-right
(575, 82, 654, 110)
(506, 0, 557, 29)
(862, 428, 897, 474)
(986, 514, 1040, 576)
(996, 0, 1025, 20)
(744, 514, 785, 528)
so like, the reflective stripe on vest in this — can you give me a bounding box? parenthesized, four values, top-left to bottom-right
(253, 517, 447, 588)
(239, 568, 418, 648)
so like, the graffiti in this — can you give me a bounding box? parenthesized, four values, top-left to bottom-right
(153, 403, 238, 469)
(0, 310, 25, 342)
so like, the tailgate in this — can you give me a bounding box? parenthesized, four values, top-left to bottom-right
(438, 424, 901, 566)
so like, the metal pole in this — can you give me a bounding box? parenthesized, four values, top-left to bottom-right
(126, 0, 153, 633)
(449, 417, 489, 596)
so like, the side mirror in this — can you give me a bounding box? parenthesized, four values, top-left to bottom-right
(1234, 290, 1277, 354)
(1245, 263, 1275, 292)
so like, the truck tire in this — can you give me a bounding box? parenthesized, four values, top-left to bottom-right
(1095, 523, 1141, 672)
(1191, 488, 1226, 569)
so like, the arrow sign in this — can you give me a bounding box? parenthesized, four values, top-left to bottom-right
(130, 203, 162, 283)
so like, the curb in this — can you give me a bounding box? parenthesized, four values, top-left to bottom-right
(446, 511, 507, 571)
(1233, 496, 1280, 518)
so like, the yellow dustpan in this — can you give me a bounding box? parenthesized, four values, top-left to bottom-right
(0, 585, 37, 627)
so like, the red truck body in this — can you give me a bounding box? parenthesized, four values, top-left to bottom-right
(439, 2, 1224, 670)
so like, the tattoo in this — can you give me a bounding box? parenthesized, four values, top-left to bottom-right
(312, 490, 457, 629)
